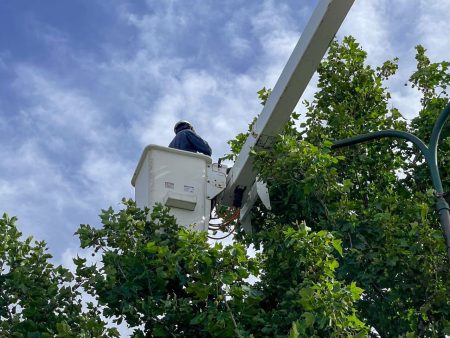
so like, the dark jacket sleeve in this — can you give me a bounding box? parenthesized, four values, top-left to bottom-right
(186, 131, 212, 156)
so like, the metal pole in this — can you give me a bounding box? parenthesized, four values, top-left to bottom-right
(428, 103, 450, 262)
(428, 102, 450, 192)
(436, 197, 450, 262)
(332, 102, 450, 262)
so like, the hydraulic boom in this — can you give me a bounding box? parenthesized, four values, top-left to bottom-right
(218, 0, 355, 227)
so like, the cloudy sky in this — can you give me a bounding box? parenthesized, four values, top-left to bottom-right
(1, 0, 449, 267)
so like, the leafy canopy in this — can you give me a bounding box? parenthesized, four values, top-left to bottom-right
(0, 213, 118, 338)
(74, 201, 366, 337)
(1, 36, 449, 337)
(242, 37, 450, 337)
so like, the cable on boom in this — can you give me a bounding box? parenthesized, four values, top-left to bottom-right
(207, 208, 240, 240)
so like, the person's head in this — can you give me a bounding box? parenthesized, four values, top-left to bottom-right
(174, 120, 193, 134)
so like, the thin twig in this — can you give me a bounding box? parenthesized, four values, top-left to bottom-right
(222, 290, 241, 338)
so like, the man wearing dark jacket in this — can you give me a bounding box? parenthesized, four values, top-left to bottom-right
(169, 120, 212, 156)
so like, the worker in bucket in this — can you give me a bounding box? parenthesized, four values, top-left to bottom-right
(169, 120, 212, 156)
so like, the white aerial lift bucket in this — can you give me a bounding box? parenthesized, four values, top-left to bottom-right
(131, 145, 226, 231)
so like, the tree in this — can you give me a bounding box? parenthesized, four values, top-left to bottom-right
(406, 45, 450, 192)
(2, 36, 449, 337)
(75, 201, 366, 337)
(74, 37, 449, 337)
(247, 37, 450, 336)
(0, 213, 118, 337)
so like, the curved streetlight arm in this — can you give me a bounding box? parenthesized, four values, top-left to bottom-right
(331, 129, 441, 192)
(429, 102, 450, 194)
(332, 129, 429, 155)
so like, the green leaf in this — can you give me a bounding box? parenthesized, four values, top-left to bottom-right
(349, 282, 364, 300)
(289, 321, 299, 338)
(299, 287, 314, 311)
(323, 140, 333, 147)
(332, 239, 343, 256)
(144, 241, 158, 253)
(352, 330, 369, 338)
(302, 312, 315, 328)
(190, 312, 207, 325)
(222, 272, 236, 285)
(153, 325, 167, 337)
(186, 283, 210, 299)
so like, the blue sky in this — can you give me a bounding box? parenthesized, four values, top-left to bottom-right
(1, 0, 449, 269)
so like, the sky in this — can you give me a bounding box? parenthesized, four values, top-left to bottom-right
(1, 0, 450, 270)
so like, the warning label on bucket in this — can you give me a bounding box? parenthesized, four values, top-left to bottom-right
(184, 185, 194, 193)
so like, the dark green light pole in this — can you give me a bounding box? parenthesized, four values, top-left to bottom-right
(332, 102, 450, 262)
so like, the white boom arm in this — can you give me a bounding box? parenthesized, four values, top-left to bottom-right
(218, 0, 355, 221)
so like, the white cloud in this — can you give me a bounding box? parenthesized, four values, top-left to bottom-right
(417, 0, 450, 61)
(1, 64, 133, 255)
(0, 140, 85, 245)
(250, 0, 303, 87)
(13, 65, 106, 146)
(229, 35, 252, 59)
(339, 0, 392, 66)
(80, 150, 134, 204)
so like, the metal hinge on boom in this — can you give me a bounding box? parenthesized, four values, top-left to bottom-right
(240, 178, 271, 233)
